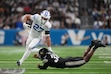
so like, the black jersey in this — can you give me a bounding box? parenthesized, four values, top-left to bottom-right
(38, 52, 86, 69)
(38, 52, 66, 69)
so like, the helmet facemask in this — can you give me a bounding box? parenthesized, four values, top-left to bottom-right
(41, 17, 48, 24)
(38, 48, 49, 59)
(40, 10, 51, 24)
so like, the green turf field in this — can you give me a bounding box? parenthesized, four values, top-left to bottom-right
(0, 46, 111, 74)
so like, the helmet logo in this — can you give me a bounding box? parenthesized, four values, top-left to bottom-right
(40, 10, 51, 20)
(44, 11, 48, 16)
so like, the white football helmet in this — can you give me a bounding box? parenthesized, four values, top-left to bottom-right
(40, 10, 51, 20)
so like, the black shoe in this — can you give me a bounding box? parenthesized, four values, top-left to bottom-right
(89, 40, 100, 48)
(17, 60, 20, 66)
(93, 41, 106, 50)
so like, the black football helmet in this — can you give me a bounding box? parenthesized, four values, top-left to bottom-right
(39, 48, 49, 59)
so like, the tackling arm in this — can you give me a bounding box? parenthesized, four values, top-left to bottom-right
(38, 63, 48, 69)
(38, 57, 49, 69)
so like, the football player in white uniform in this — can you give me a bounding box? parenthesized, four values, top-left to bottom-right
(17, 10, 53, 66)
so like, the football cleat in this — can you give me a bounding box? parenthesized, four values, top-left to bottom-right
(89, 40, 100, 48)
(17, 60, 21, 66)
(93, 41, 106, 50)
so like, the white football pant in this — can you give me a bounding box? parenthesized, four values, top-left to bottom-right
(19, 35, 41, 65)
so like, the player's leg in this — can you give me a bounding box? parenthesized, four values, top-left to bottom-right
(84, 40, 106, 62)
(18, 47, 32, 65)
(83, 40, 97, 57)
(83, 47, 91, 57)
(17, 37, 41, 66)
(65, 57, 86, 68)
(17, 36, 32, 66)
(83, 49, 95, 62)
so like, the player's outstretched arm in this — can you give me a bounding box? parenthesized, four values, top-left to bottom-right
(37, 64, 48, 70)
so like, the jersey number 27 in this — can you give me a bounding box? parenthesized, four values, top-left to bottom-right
(33, 24, 44, 32)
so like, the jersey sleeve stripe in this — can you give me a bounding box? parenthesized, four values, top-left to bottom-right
(34, 15, 36, 20)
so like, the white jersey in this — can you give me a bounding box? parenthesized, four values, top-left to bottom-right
(29, 14, 52, 38)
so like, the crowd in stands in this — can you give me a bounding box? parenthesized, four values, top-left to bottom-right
(92, 0, 111, 29)
(0, 0, 80, 30)
(0, 0, 111, 30)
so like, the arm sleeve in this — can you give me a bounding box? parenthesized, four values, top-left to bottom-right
(38, 63, 48, 69)
(44, 22, 52, 36)
(38, 54, 51, 69)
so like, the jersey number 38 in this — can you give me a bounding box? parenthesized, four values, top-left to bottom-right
(50, 54, 59, 63)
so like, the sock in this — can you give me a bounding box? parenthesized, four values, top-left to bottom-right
(89, 44, 93, 48)
(19, 49, 31, 65)
(93, 46, 97, 51)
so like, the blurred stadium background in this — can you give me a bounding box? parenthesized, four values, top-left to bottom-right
(0, 0, 111, 74)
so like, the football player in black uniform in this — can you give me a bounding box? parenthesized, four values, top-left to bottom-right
(34, 40, 106, 69)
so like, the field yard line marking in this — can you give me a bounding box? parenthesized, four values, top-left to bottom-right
(99, 56, 111, 59)
(95, 53, 111, 56)
(24, 68, 111, 70)
(26, 72, 111, 74)
(104, 61, 111, 64)
(0, 62, 104, 64)
(0, 49, 25, 54)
